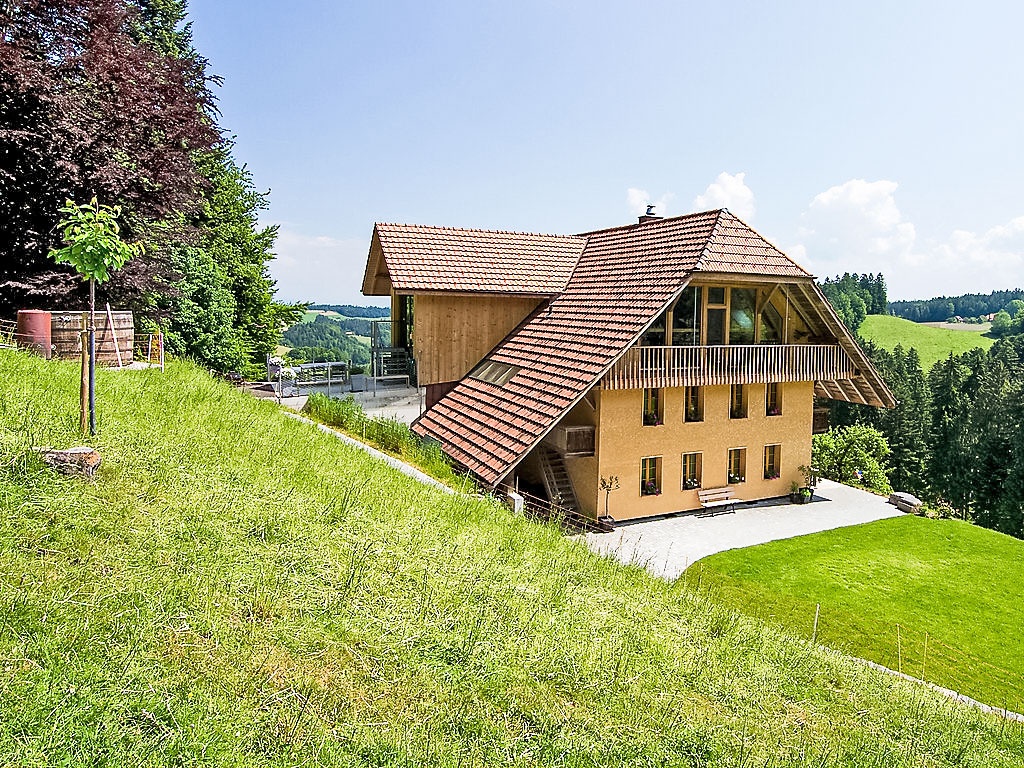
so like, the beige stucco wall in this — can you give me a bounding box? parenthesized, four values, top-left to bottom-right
(589, 382, 814, 521)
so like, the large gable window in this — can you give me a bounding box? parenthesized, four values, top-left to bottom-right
(729, 288, 757, 344)
(671, 286, 702, 346)
(469, 359, 519, 386)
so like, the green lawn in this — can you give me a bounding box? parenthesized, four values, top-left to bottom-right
(859, 314, 995, 368)
(695, 515, 1024, 713)
(0, 350, 1021, 765)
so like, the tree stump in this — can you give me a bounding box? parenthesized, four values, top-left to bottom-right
(33, 447, 102, 477)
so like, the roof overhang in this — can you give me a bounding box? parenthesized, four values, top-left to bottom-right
(361, 228, 391, 296)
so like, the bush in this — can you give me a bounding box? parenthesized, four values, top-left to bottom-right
(812, 425, 892, 495)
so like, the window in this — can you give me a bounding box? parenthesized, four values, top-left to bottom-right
(395, 295, 414, 349)
(469, 359, 519, 386)
(682, 452, 702, 490)
(729, 288, 757, 345)
(730, 384, 747, 419)
(706, 287, 727, 346)
(640, 456, 662, 496)
(761, 301, 783, 343)
(728, 448, 746, 484)
(764, 444, 781, 480)
(643, 388, 663, 426)
(641, 309, 668, 346)
(766, 383, 782, 416)
(684, 386, 703, 422)
(671, 286, 702, 346)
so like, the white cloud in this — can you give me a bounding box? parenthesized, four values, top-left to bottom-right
(791, 179, 1024, 300)
(627, 187, 674, 217)
(269, 228, 382, 306)
(693, 172, 755, 221)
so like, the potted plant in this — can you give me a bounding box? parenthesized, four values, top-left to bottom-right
(683, 477, 700, 490)
(796, 464, 818, 502)
(642, 480, 661, 496)
(642, 411, 662, 426)
(728, 473, 744, 484)
(789, 482, 802, 503)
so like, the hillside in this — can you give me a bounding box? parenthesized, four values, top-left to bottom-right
(0, 351, 1021, 765)
(859, 314, 995, 368)
(696, 515, 1024, 715)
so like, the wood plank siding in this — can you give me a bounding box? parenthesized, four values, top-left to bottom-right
(602, 344, 855, 389)
(410, 293, 543, 386)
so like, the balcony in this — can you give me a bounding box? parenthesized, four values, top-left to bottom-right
(602, 344, 856, 390)
(542, 424, 596, 457)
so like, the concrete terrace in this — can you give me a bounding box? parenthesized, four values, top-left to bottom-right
(580, 479, 903, 580)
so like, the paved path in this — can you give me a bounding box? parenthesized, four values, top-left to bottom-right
(581, 479, 903, 580)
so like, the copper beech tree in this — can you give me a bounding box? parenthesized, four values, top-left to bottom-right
(0, 0, 218, 312)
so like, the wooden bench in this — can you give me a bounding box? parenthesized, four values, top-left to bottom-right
(698, 486, 737, 514)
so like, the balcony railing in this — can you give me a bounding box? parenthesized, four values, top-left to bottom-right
(602, 344, 856, 390)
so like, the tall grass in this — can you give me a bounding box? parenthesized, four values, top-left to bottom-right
(301, 392, 462, 485)
(0, 350, 1021, 765)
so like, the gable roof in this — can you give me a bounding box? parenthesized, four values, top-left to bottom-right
(408, 209, 892, 487)
(362, 222, 586, 296)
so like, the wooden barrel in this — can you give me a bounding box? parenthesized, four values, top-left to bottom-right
(51, 311, 134, 366)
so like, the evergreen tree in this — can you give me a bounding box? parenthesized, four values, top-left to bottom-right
(926, 354, 972, 512)
(877, 346, 931, 496)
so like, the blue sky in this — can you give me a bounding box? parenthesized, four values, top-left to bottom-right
(189, 0, 1024, 305)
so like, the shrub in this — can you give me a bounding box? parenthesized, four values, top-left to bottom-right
(812, 425, 892, 494)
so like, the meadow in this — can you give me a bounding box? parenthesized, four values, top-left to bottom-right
(859, 315, 995, 368)
(0, 350, 1021, 765)
(696, 515, 1024, 714)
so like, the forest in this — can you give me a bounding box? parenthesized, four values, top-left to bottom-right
(819, 275, 1024, 539)
(889, 289, 1024, 323)
(0, 0, 299, 377)
(818, 273, 888, 332)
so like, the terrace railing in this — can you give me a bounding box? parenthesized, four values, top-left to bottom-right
(602, 344, 855, 390)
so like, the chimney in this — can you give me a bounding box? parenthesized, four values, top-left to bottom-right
(638, 203, 663, 224)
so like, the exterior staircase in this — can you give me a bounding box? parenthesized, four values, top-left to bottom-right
(538, 446, 581, 516)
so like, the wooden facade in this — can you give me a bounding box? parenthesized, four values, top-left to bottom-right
(406, 293, 542, 386)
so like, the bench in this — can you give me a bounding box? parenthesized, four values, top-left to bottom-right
(698, 486, 737, 514)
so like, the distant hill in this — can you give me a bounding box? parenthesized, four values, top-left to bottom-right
(858, 315, 994, 369)
(890, 289, 1024, 323)
(309, 303, 390, 318)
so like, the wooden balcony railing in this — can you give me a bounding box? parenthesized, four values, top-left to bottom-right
(602, 344, 856, 390)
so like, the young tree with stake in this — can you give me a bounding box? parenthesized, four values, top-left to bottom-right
(49, 199, 144, 434)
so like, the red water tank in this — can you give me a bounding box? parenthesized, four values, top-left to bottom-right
(16, 310, 52, 359)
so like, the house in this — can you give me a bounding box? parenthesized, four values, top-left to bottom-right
(361, 208, 895, 522)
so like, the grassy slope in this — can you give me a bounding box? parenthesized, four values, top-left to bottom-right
(860, 315, 995, 368)
(697, 515, 1024, 713)
(0, 352, 1021, 766)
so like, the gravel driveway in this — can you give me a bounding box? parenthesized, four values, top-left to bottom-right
(580, 479, 903, 580)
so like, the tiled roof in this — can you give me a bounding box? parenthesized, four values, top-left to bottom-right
(412, 210, 724, 485)
(410, 209, 875, 487)
(367, 223, 585, 294)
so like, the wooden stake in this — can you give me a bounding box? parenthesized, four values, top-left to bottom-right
(812, 603, 820, 643)
(923, 632, 928, 678)
(897, 624, 902, 674)
(105, 302, 123, 367)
